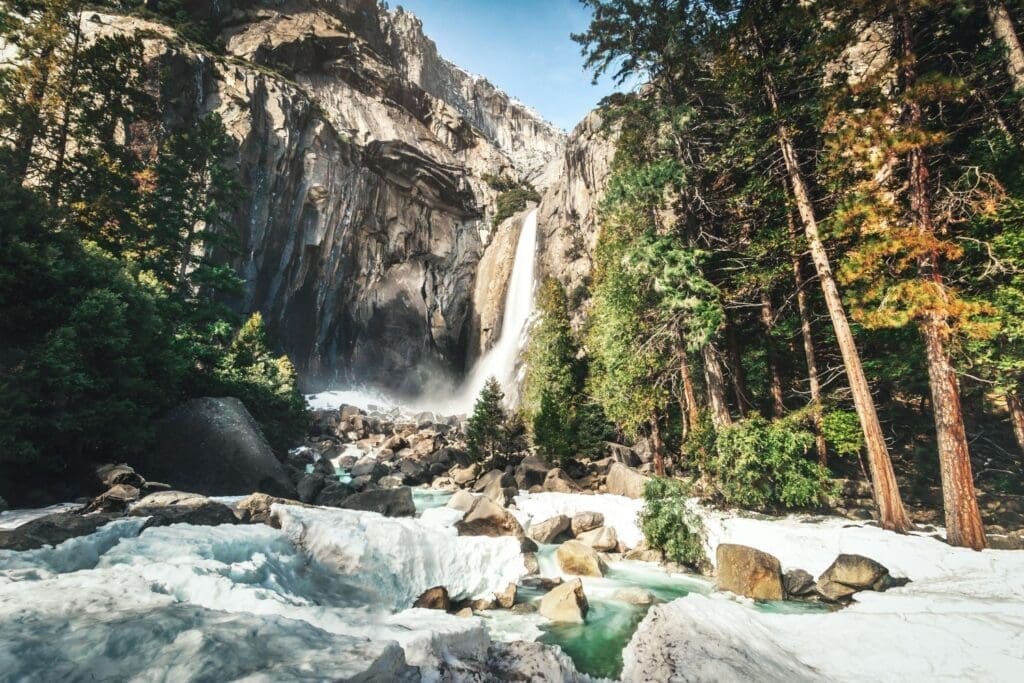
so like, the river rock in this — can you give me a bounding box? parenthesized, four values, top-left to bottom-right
(398, 458, 428, 485)
(450, 463, 479, 486)
(523, 552, 540, 575)
(455, 496, 524, 537)
(556, 540, 607, 577)
(340, 487, 416, 517)
(350, 456, 388, 482)
(624, 547, 664, 563)
(815, 554, 902, 603)
(296, 474, 327, 504)
(613, 587, 657, 605)
(131, 491, 238, 527)
(606, 463, 649, 499)
(235, 493, 306, 526)
(716, 544, 784, 600)
(96, 463, 145, 489)
(486, 641, 587, 680)
(85, 484, 141, 513)
(134, 397, 296, 498)
(0, 512, 119, 551)
(527, 515, 570, 544)
(576, 525, 618, 552)
(413, 586, 450, 610)
(539, 578, 589, 623)
(495, 583, 517, 609)
(570, 511, 604, 536)
(542, 468, 581, 493)
(455, 607, 474, 618)
(783, 569, 817, 598)
(316, 481, 356, 507)
(447, 489, 477, 512)
(515, 456, 551, 489)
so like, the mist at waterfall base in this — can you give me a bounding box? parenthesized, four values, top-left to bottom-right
(309, 208, 540, 417)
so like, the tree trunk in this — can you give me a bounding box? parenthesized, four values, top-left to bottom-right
(789, 212, 828, 464)
(650, 413, 665, 476)
(724, 318, 751, 417)
(760, 291, 785, 419)
(762, 68, 910, 532)
(899, 10, 986, 549)
(679, 349, 700, 438)
(1006, 392, 1024, 455)
(702, 343, 732, 429)
(987, 0, 1024, 92)
(49, 6, 85, 205)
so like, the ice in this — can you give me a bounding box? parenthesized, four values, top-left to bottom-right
(0, 517, 146, 578)
(514, 491, 645, 549)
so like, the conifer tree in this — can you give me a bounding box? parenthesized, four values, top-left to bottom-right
(466, 378, 509, 464)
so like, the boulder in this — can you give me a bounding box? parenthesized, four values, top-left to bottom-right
(612, 587, 657, 605)
(316, 481, 356, 507)
(0, 512, 119, 551)
(570, 511, 604, 537)
(495, 583, 517, 609)
(455, 607, 474, 618)
(398, 459, 428, 485)
(783, 569, 817, 598)
(296, 474, 327, 504)
(455, 496, 524, 537)
(130, 491, 238, 527)
(515, 456, 551, 489)
(606, 463, 649, 499)
(135, 397, 296, 498)
(95, 463, 145, 489)
(624, 547, 664, 563)
(539, 578, 589, 623)
(605, 442, 642, 467)
(815, 554, 903, 603)
(576, 526, 618, 552)
(85, 484, 140, 513)
(413, 586, 450, 610)
(473, 469, 515, 494)
(350, 456, 388, 481)
(716, 544, 784, 600)
(235, 492, 305, 526)
(555, 540, 607, 577)
(447, 489, 477, 512)
(340, 487, 416, 517)
(377, 475, 405, 489)
(451, 463, 479, 486)
(527, 515, 570, 544)
(478, 471, 516, 506)
(523, 552, 540, 575)
(518, 535, 539, 553)
(542, 468, 581, 493)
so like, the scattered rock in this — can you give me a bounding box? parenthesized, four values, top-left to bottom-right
(815, 554, 903, 603)
(716, 543, 784, 600)
(316, 481, 356, 507)
(296, 474, 326, 504)
(542, 468, 581, 493)
(523, 552, 540, 575)
(450, 463, 480, 486)
(576, 525, 618, 552)
(555, 540, 607, 577)
(495, 583, 517, 609)
(447, 489, 477, 512)
(130, 491, 238, 527)
(340, 487, 416, 517)
(606, 463, 649, 499)
(235, 493, 306, 526)
(612, 587, 657, 605)
(510, 602, 538, 615)
(624, 547, 664, 563)
(350, 456, 388, 482)
(570, 511, 604, 537)
(783, 569, 817, 598)
(517, 535, 539, 553)
(605, 442, 642, 467)
(377, 475, 405, 489)
(455, 607, 474, 618)
(413, 586, 450, 610)
(455, 496, 524, 537)
(539, 578, 589, 623)
(85, 484, 140, 513)
(527, 515, 570, 544)
(95, 463, 145, 489)
(0, 512, 118, 551)
(514, 456, 551, 489)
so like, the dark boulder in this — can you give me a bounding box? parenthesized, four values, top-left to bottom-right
(316, 481, 357, 507)
(130, 491, 238, 528)
(0, 512, 120, 551)
(413, 586, 450, 610)
(815, 554, 907, 603)
(133, 397, 296, 498)
(514, 456, 551, 489)
(84, 484, 141, 513)
(340, 487, 416, 517)
(95, 463, 145, 489)
(296, 474, 327, 504)
(783, 569, 817, 598)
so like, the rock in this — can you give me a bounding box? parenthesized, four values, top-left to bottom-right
(555, 540, 607, 577)
(316, 481, 356, 507)
(521, 576, 564, 591)
(716, 544, 784, 600)
(486, 641, 587, 680)
(606, 463, 649, 499)
(518, 535, 539, 553)
(447, 489, 477, 512)
(455, 607, 474, 618)
(495, 583, 517, 609)
(377, 475, 405, 489)
(397, 458, 427, 485)
(539, 578, 589, 623)
(523, 552, 540, 575)
(455, 496, 524, 537)
(413, 586, 450, 610)
(514, 456, 551, 489)
(350, 456, 388, 481)
(130, 491, 239, 527)
(95, 463, 145, 489)
(605, 442, 642, 467)
(783, 569, 817, 598)
(473, 469, 514, 494)
(527, 515, 570, 544)
(510, 602, 538, 615)
(296, 474, 326, 504)
(0, 512, 120, 551)
(84, 484, 140, 513)
(339, 405, 362, 420)
(815, 554, 902, 603)
(624, 547, 664, 563)
(576, 525, 618, 552)
(0, 496, 6, 513)
(340, 487, 416, 517)
(235, 493, 306, 526)
(450, 463, 479, 486)
(612, 587, 657, 605)
(542, 468, 581, 493)
(134, 397, 296, 498)
(570, 511, 604, 536)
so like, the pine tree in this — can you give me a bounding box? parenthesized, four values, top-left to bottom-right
(466, 378, 509, 464)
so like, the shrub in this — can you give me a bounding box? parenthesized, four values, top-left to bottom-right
(711, 416, 834, 509)
(493, 184, 541, 226)
(822, 409, 864, 458)
(639, 477, 706, 567)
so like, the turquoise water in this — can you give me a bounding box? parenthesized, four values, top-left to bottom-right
(412, 489, 454, 514)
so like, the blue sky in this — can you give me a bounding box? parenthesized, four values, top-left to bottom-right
(393, 0, 629, 131)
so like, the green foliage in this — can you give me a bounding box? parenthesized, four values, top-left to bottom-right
(493, 184, 541, 226)
(466, 378, 525, 465)
(639, 477, 706, 567)
(821, 409, 864, 459)
(711, 416, 834, 510)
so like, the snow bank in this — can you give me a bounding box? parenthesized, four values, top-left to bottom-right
(514, 491, 644, 549)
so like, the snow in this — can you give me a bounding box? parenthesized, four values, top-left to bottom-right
(514, 491, 645, 549)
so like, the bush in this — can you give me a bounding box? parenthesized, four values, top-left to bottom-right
(639, 477, 706, 567)
(493, 185, 541, 226)
(822, 409, 864, 458)
(711, 416, 834, 509)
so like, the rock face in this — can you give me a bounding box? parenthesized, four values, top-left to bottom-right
(556, 540, 607, 577)
(716, 544, 784, 601)
(83, 4, 565, 393)
(606, 463, 650, 499)
(539, 578, 589, 624)
(137, 397, 296, 498)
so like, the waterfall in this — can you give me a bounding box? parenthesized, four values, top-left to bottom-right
(449, 207, 539, 414)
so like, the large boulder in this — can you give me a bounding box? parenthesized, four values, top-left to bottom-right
(85, 484, 141, 513)
(515, 456, 551, 489)
(316, 481, 357, 507)
(350, 456, 388, 482)
(95, 463, 145, 489)
(135, 397, 296, 498)
(542, 468, 582, 493)
(815, 554, 903, 603)
(447, 489, 477, 512)
(296, 474, 327, 504)
(473, 469, 514, 493)
(570, 511, 604, 537)
(783, 569, 817, 599)
(130, 491, 238, 527)
(716, 544, 784, 600)
(527, 515, 571, 544)
(450, 463, 479, 486)
(539, 578, 589, 623)
(576, 525, 618, 552)
(555, 540, 607, 577)
(413, 586, 450, 610)
(235, 492, 306, 526)
(0, 512, 120, 551)
(455, 497, 524, 537)
(606, 463, 649, 499)
(340, 487, 416, 517)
